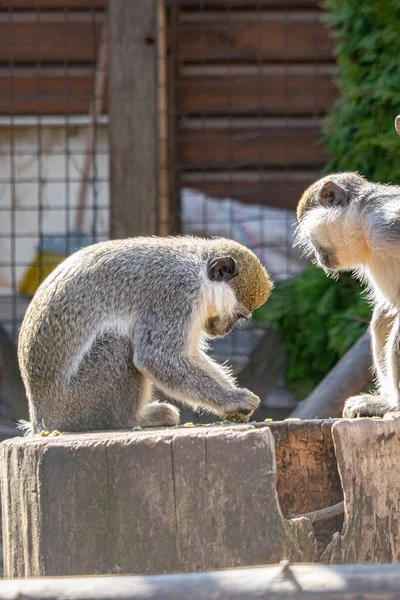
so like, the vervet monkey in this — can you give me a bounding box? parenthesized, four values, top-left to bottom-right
(18, 236, 272, 433)
(295, 172, 400, 418)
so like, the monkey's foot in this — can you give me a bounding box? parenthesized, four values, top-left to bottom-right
(342, 394, 396, 418)
(137, 402, 180, 428)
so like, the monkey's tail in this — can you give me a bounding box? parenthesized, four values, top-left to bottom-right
(17, 419, 33, 436)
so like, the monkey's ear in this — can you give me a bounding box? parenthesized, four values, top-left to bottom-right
(208, 256, 239, 282)
(395, 115, 400, 136)
(318, 181, 348, 208)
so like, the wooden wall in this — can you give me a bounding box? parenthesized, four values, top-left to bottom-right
(172, 0, 338, 210)
(0, 0, 106, 116)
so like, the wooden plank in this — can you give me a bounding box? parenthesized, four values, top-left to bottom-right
(182, 170, 320, 209)
(172, 0, 322, 6)
(178, 64, 337, 116)
(0, 1, 105, 8)
(5, 563, 400, 599)
(1, 426, 301, 577)
(158, 0, 170, 236)
(0, 67, 105, 115)
(179, 117, 327, 169)
(0, 12, 103, 64)
(109, 0, 158, 238)
(177, 11, 334, 63)
(323, 417, 400, 564)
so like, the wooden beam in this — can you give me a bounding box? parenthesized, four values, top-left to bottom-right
(177, 11, 334, 64)
(108, 0, 158, 238)
(4, 563, 400, 598)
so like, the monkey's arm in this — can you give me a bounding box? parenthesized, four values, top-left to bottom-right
(381, 313, 400, 404)
(133, 320, 258, 416)
(343, 307, 400, 418)
(193, 350, 237, 389)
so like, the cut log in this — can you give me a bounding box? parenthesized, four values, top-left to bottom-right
(321, 417, 400, 564)
(291, 332, 372, 419)
(1, 425, 303, 578)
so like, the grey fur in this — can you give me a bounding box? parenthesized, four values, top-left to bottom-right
(296, 173, 400, 418)
(18, 236, 264, 434)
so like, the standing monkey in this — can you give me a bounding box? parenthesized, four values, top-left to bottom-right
(18, 236, 272, 433)
(295, 172, 400, 418)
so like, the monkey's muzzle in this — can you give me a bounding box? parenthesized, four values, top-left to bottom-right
(315, 246, 338, 271)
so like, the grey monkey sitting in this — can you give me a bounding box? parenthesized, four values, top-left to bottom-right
(18, 236, 272, 433)
(295, 172, 400, 418)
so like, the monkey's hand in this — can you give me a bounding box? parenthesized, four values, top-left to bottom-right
(223, 388, 260, 418)
(343, 394, 396, 418)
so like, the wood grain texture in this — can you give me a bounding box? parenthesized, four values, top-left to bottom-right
(0, 426, 301, 578)
(178, 65, 337, 116)
(108, 0, 158, 238)
(179, 118, 327, 169)
(0, 68, 104, 115)
(3, 563, 400, 599)
(323, 417, 400, 563)
(177, 11, 334, 63)
(0, 1, 105, 7)
(182, 170, 320, 209)
(0, 13, 103, 64)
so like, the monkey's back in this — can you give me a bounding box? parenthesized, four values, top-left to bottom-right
(18, 237, 204, 397)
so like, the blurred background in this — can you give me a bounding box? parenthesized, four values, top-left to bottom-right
(1, 0, 397, 425)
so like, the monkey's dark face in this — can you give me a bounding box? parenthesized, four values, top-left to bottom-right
(295, 173, 368, 272)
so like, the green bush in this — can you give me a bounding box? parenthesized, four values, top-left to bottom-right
(322, 0, 400, 182)
(254, 266, 371, 399)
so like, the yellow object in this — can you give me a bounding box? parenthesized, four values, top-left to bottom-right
(40, 430, 49, 437)
(183, 422, 194, 427)
(18, 253, 66, 296)
(264, 418, 273, 422)
(50, 430, 62, 436)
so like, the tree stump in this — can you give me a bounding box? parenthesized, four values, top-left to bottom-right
(7, 417, 399, 577)
(0, 421, 341, 578)
(322, 416, 400, 564)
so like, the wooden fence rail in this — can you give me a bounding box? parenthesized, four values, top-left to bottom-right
(2, 562, 400, 599)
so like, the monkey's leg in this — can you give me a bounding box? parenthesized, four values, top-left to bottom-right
(137, 400, 180, 428)
(343, 308, 399, 418)
(134, 321, 259, 416)
(34, 334, 148, 432)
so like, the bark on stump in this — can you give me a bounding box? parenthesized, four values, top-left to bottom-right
(322, 416, 400, 564)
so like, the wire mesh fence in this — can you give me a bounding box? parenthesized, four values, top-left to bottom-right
(162, 0, 336, 418)
(0, 0, 109, 345)
(0, 0, 336, 422)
